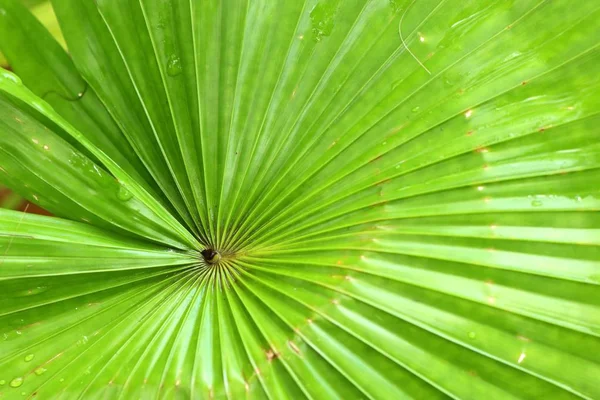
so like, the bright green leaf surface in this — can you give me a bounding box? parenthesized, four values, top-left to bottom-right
(0, 0, 599, 398)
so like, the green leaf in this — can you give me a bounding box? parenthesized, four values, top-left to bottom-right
(0, 0, 167, 206)
(0, 0, 599, 398)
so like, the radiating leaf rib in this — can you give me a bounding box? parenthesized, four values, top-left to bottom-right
(238, 271, 423, 400)
(50, 0, 202, 233)
(0, 72, 199, 250)
(229, 280, 310, 400)
(218, 0, 312, 249)
(137, 0, 213, 243)
(115, 274, 202, 399)
(210, 0, 250, 250)
(0, 266, 188, 317)
(75, 272, 198, 399)
(240, 259, 598, 398)
(93, 0, 207, 238)
(235, 17, 600, 251)
(32, 272, 194, 398)
(0, 271, 189, 396)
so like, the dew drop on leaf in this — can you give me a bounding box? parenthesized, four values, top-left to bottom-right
(10, 377, 23, 388)
(117, 185, 133, 202)
(0, 379, 6, 385)
(531, 199, 543, 207)
(34, 367, 47, 376)
(167, 54, 182, 76)
(24, 354, 34, 362)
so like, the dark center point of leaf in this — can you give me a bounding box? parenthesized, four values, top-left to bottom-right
(201, 248, 221, 264)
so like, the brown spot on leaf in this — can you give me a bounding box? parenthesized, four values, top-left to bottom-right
(266, 349, 279, 362)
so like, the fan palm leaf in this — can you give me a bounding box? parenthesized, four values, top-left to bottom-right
(0, 0, 599, 398)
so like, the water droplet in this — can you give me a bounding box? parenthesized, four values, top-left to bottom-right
(411, 106, 420, 113)
(468, 331, 476, 339)
(59, 378, 64, 383)
(117, 185, 133, 201)
(68, 152, 90, 168)
(10, 377, 23, 388)
(310, 0, 339, 42)
(24, 354, 34, 362)
(531, 199, 543, 207)
(0, 379, 6, 385)
(34, 367, 47, 376)
(167, 54, 182, 76)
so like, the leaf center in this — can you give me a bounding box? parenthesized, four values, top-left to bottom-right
(201, 248, 221, 264)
